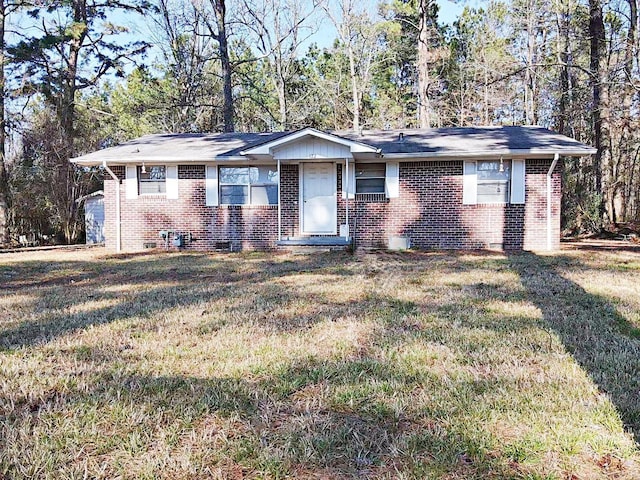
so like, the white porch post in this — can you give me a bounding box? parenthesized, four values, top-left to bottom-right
(277, 157, 282, 242)
(345, 158, 349, 239)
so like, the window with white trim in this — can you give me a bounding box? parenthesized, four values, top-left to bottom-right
(138, 165, 166, 195)
(355, 163, 386, 194)
(463, 159, 525, 205)
(219, 166, 279, 205)
(477, 160, 511, 203)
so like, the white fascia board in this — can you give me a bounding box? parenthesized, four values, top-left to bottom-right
(240, 127, 379, 155)
(71, 146, 596, 166)
(383, 148, 597, 160)
(72, 155, 247, 166)
(214, 157, 279, 164)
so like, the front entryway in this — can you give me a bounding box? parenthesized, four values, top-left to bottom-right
(301, 163, 337, 234)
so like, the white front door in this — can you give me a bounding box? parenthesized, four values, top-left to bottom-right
(301, 163, 337, 234)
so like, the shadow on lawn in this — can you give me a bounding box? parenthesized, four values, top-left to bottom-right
(0, 251, 353, 350)
(509, 252, 640, 444)
(7, 357, 524, 478)
(0, 250, 528, 478)
(3, 249, 639, 477)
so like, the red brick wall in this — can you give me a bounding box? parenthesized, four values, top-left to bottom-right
(103, 159, 561, 252)
(340, 159, 560, 251)
(104, 165, 277, 252)
(280, 164, 299, 238)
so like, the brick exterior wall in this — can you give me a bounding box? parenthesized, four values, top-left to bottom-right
(280, 164, 299, 238)
(343, 159, 560, 251)
(104, 165, 277, 251)
(103, 159, 561, 252)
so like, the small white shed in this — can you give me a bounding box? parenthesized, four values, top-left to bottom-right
(78, 190, 105, 244)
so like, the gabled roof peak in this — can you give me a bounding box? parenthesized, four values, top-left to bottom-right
(240, 127, 380, 157)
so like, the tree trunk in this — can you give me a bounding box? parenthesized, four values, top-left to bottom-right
(589, 0, 608, 224)
(277, 77, 287, 130)
(618, 0, 637, 221)
(273, 6, 287, 130)
(417, 0, 431, 128)
(52, 0, 88, 244)
(0, 1, 9, 246)
(347, 44, 359, 132)
(212, 0, 234, 132)
(483, 60, 489, 125)
(555, 4, 570, 135)
(523, 0, 540, 125)
(275, 53, 287, 129)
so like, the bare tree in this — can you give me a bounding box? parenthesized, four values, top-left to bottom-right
(0, 1, 9, 246)
(589, 0, 608, 222)
(240, 0, 322, 130)
(152, 0, 213, 131)
(194, 0, 234, 132)
(617, 0, 637, 221)
(324, 0, 383, 132)
(416, 0, 440, 128)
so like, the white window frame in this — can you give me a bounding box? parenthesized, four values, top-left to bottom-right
(463, 159, 525, 205)
(355, 163, 386, 194)
(218, 166, 279, 206)
(476, 159, 511, 204)
(137, 165, 167, 195)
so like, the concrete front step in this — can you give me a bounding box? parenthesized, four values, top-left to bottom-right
(276, 236, 352, 247)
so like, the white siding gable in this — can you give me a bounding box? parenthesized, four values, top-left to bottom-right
(273, 138, 351, 160)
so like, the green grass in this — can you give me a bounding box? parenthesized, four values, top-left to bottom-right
(1, 247, 639, 479)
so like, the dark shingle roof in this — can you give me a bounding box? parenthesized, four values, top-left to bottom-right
(71, 126, 595, 165)
(337, 126, 595, 156)
(72, 131, 289, 164)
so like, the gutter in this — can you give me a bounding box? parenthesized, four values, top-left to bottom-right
(72, 150, 596, 165)
(102, 160, 121, 252)
(383, 148, 596, 160)
(547, 153, 560, 251)
(72, 155, 249, 166)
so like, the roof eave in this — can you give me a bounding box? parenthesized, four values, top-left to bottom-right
(71, 155, 249, 166)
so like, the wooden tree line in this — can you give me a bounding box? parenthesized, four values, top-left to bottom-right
(0, 0, 638, 245)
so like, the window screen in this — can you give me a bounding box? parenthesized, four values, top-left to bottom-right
(477, 160, 511, 203)
(219, 166, 279, 205)
(355, 163, 385, 194)
(138, 166, 166, 195)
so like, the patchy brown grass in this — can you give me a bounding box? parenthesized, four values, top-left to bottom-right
(1, 246, 639, 479)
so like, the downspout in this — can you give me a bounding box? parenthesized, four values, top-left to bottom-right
(277, 158, 281, 242)
(345, 157, 349, 239)
(547, 153, 560, 251)
(102, 160, 121, 252)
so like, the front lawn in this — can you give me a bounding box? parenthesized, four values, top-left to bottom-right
(1, 246, 639, 479)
